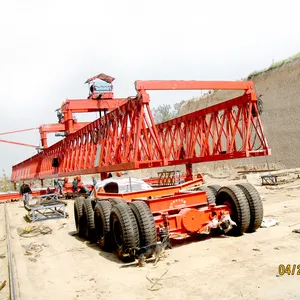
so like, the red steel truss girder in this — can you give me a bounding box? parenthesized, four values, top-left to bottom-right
(11, 86, 270, 181)
(11, 95, 165, 180)
(153, 92, 270, 165)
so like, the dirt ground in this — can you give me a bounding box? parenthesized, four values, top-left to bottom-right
(1, 174, 300, 300)
(0, 205, 9, 299)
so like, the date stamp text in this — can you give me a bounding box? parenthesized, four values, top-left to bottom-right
(278, 264, 300, 275)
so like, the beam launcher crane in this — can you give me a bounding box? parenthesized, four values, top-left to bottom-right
(11, 80, 271, 181)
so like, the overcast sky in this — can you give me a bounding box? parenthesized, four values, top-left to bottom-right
(1, 0, 300, 177)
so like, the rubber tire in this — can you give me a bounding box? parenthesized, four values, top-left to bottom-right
(74, 197, 85, 237)
(129, 201, 157, 256)
(236, 183, 264, 233)
(216, 185, 251, 236)
(110, 202, 140, 262)
(207, 185, 222, 196)
(190, 186, 202, 191)
(109, 198, 126, 206)
(82, 198, 97, 243)
(199, 186, 216, 204)
(94, 200, 112, 251)
(91, 199, 96, 210)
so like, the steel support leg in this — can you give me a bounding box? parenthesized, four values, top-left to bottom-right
(185, 163, 193, 181)
(100, 172, 107, 180)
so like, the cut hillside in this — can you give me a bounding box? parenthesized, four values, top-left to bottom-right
(179, 53, 300, 171)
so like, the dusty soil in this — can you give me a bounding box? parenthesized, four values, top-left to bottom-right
(1, 174, 300, 300)
(0, 205, 9, 299)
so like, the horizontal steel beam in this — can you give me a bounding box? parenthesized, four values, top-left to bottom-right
(135, 80, 254, 91)
(61, 99, 128, 112)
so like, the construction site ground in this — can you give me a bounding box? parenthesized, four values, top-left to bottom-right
(1, 171, 300, 300)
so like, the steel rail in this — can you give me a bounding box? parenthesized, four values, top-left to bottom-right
(4, 203, 17, 300)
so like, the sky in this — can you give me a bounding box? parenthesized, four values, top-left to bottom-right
(0, 0, 300, 177)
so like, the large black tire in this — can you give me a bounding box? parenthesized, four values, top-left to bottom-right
(94, 200, 112, 251)
(82, 198, 97, 243)
(207, 185, 222, 196)
(110, 202, 140, 262)
(109, 198, 126, 206)
(216, 185, 251, 236)
(74, 197, 85, 237)
(236, 183, 264, 233)
(129, 201, 157, 256)
(199, 186, 216, 204)
(190, 186, 202, 191)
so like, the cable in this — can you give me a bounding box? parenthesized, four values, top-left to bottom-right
(19, 225, 52, 238)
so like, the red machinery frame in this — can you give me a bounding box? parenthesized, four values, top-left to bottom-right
(41, 98, 128, 148)
(10, 80, 271, 182)
(4, 78, 268, 264)
(94, 177, 224, 239)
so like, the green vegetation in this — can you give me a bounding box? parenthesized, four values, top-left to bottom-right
(0, 175, 14, 192)
(152, 100, 185, 123)
(247, 52, 300, 79)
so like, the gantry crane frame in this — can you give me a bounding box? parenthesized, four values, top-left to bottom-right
(10, 79, 271, 182)
(2, 77, 270, 264)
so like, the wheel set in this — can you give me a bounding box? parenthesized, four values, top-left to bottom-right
(74, 198, 157, 262)
(190, 182, 264, 235)
(74, 182, 264, 262)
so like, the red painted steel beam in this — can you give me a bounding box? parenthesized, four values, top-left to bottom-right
(135, 80, 254, 91)
(0, 139, 39, 148)
(39, 122, 90, 133)
(0, 189, 54, 202)
(61, 99, 128, 113)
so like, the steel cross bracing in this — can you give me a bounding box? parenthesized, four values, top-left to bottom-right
(11, 81, 271, 181)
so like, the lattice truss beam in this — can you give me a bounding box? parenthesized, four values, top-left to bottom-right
(11, 81, 270, 181)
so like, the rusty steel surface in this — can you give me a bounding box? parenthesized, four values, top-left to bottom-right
(85, 73, 115, 84)
(10, 80, 271, 181)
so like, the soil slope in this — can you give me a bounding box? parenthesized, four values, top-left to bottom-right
(179, 56, 300, 171)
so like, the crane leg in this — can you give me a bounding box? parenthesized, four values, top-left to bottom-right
(185, 163, 193, 181)
(100, 172, 107, 180)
